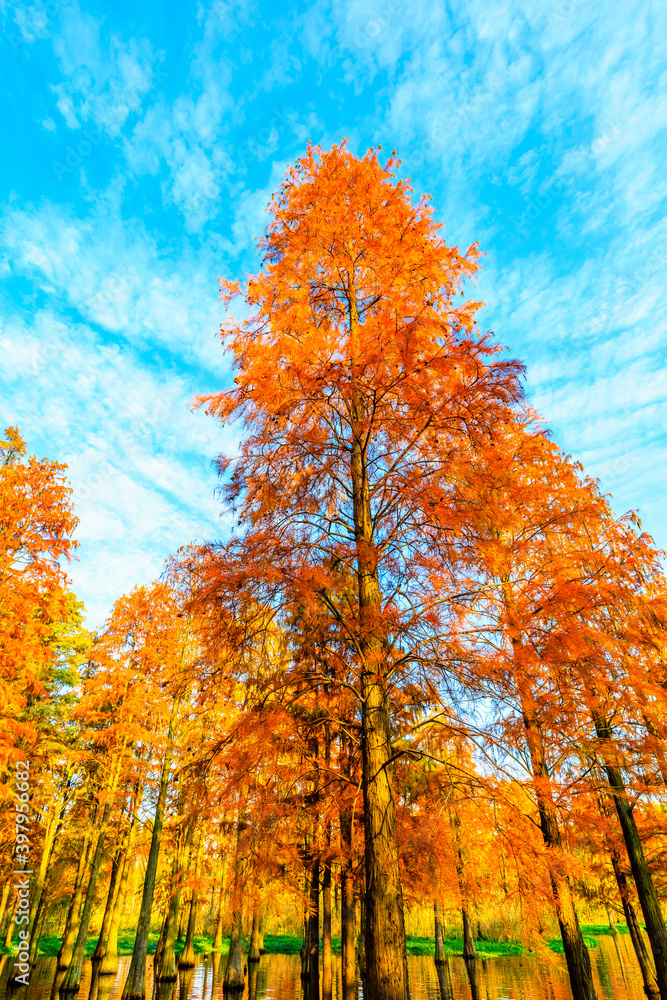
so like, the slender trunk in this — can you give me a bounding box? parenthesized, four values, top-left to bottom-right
(521, 711, 596, 1000)
(257, 911, 265, 954)
(212, 859, 227, 953)
(451, 811, 476, 961)
(340, 809, 356, 995)
(179, 827, 204, 969)
(322, 835, 332, 998)
(248, 908, 261, 962)
(300, 859, 310, 980)
(308, 852, 320, 993)
(121, 699, 179, 1000)
(57, 827, 94, 969)
(350, 293, 407, 1000)
(595, 716, 667, 1000)
(223, 807, 246, 992)
(434, 901, 445, 965)
(609, 848, 658, 998)
(59, 799, 114, 992)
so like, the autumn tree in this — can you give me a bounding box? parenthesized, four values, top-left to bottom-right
(199, 142, 522, 999)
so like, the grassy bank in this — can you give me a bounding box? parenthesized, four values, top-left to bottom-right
(1, 922, 633, 961)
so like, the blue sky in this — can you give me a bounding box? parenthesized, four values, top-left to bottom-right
(1, 0, 665, 629)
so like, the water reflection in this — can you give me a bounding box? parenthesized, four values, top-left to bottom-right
(0, 937, 652, 1000)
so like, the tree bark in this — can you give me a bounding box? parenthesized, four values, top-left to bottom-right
(0, 884, 11, 937)
(340, 811, 356, 996)
(101, 793, 141, 977)
(121, 699, 179, 1000)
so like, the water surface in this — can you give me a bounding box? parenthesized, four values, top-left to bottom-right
(0, 936, 648, 1000)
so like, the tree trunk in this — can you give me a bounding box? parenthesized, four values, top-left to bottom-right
(101, 799, 141, 977)
(595, 717, 667, 1000)
(121, 699, 179, 1000)
(461, 907, 476, 961)
(340, 811, 356, 996)
(212, 872, 226, 953)
(91, 845, 123, 963)
(179, 827, 204, 969)
(57, 827, 93, 970)
(452, 810, 476, 961)
(59, 798, 114, 992)
(609, 846, 659, 999)
(322, 838, 332, 998)
(248, 908, 261, 962)
(157, 819, 194, 980)
(350, 306, 407, 1000)
(223, 808, 246, 992)
(29, 891, 50, 964)
(434, 901, 445, 965)
(523, 712, 597, 1000)
(308, 853, 320, 994)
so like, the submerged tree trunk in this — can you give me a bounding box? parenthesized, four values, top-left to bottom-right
(595, 717, 667, 1000)
(121, 700, 179, 1000)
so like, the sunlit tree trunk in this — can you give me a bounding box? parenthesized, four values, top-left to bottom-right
(340, 806, 356, 996)
(3, 893, 18, 948)
(451, 810, 477, 961)
(322, 831, 332, 999)
(308, 853, 320, 993)
(212, 855, 228, 953)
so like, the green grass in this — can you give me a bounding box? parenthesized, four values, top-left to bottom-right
(2, 922, 636, 961)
